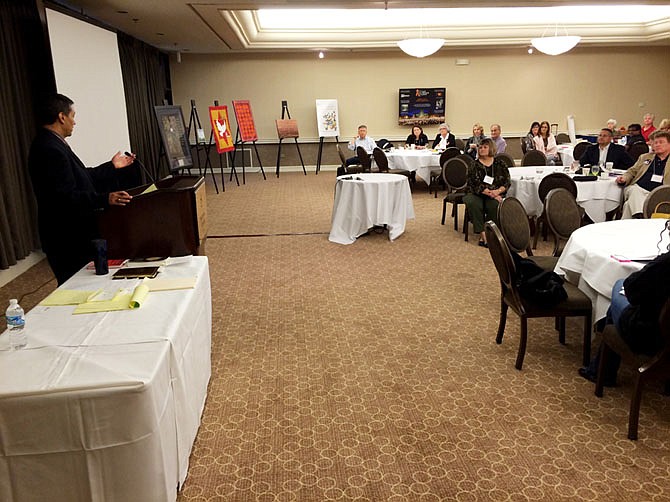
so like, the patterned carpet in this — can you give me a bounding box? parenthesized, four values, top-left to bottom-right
(3, 170, 670, 501)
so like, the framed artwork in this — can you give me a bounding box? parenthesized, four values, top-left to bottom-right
(154, 105, 193, 172)
(275, 119, 299, 140)
(315, 99, 339, 137)
(232, 100, 258, 142)
(208, 105, 234, 153)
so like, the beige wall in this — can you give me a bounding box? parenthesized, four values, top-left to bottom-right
(170, 46, 669, 143)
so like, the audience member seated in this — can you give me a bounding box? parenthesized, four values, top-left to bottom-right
(621, 123, 647, 149)
(463, 138, 511, 247)
(616, 131, 670, 218)
(346, 124, 376, 166)
(405, 126, 429, 149)
(533, 121, 560, 165)
(465, 123, 486, 159)
(579, 128, 634, 170)
(490, 124, 507, 154)
(659, 118, 670, 132)
(432, 123, 456, 150)
(523, 122, 540, 153)
(642, 113, 656, 142)
(606, 118, 621, 140)
(578, 220, 670, 385)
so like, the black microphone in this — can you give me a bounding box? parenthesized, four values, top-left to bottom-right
(125, 152, 156, 184)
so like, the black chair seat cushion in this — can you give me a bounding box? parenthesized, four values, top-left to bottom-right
(505, 281, 591, 316)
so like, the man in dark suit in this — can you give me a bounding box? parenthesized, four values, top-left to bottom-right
(29, 93, 137, 284)
(579, 128, 634, 170)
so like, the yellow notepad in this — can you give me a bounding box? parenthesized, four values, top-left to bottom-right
(73, 284, 150, 314)
(143, 277, 196, 291)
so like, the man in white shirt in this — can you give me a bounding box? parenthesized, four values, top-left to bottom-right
(490, 124, 507, 154)
(346, 124, 376, 166)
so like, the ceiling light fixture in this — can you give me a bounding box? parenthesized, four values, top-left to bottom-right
(318, 50, 325, 59)
(531, 25, 581, 56)
(397, 38, 445, 58)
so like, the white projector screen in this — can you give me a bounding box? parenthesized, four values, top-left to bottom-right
(46, 9, 131, 166)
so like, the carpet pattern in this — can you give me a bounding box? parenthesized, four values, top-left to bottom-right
(3, 171, 670, 501)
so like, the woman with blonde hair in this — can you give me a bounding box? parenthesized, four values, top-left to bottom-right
(465, 123, 486, 159)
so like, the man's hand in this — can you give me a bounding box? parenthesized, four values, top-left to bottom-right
(112, 151, 135, 169)
(616, 175, 627, 186)
(109, 191, 132, 206)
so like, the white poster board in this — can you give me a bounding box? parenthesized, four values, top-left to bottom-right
(567, 115, 577, 143)
(316, 99, 340, 137)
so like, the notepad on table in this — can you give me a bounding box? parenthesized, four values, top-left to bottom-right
(40, 289, 100, 306)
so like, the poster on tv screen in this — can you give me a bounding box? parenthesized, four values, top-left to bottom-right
(398, 88, 446, 126)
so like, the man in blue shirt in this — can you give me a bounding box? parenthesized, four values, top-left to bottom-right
(346, 125, 376, 166)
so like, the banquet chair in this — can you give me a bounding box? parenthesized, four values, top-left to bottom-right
(454, 138, 466, 151)
(595, 298, 670, 440)
(440, 157, 469, 233)
(642, 185, 670, 218)
(521, 150, 547, 167)
(556, 133, 571, 144)
(544, 187, 583, 257)
(372, 147, 411, 180)
(430, 147, 462, 197)
(572, 141, 590, 164)
(497, 197, 558, 271)
(520, 138, 528, 155)
(485, 221, 593, 369)
(495, 153, 515, 168)
(356, 146, 372, 172)
(627, 142, 650, 162)
(336, 144, 366, 174)
(533, 173, 579, 250)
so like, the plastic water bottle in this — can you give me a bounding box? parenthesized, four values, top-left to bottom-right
(6, 299, 26, 350)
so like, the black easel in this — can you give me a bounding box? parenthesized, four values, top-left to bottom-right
(230, 128, 266, 186)
(205, 100, 226, 192)
(315, 135, 339, 175)
(186, 100, 219, 193)
(275, 100, 306, 178)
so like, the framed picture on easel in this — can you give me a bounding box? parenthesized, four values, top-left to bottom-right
(208, 105, 235, 154)
(154, 105, 193, 172)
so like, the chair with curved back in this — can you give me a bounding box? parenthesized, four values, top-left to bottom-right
(572, 141, 590, 164)
(495, 153, 515, 168)
(521, 150, 547, 167)
(643, 185, 670, 218)
(533, 173, 579, 250)
(556, 133, 571, 144)
(430, 147, 462, 197)
(595, 298, 670, 440)
(372, 147, 411, 180)
(544, 187, 583, 257)
(497, 197, 558, 271)
(484, 221, 593, 370)
(454, 138, 466, 152)
(456, 153, 474, 167)
(440, 157, 469, 232)
(520, 137, 528, 155)
(627, 142, 650, 162)
(356, 146, 372, 172)
(336, 144, 365, 174)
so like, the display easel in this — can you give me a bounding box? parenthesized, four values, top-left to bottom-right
(205, 99, 227, 192)
(315, 135, 339, 175)
(186, 100, 219, 193)
(230, 129, 267, 185)
(275, 100, 306, 178)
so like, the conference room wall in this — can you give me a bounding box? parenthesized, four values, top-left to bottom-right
(170, 47, 669, 143)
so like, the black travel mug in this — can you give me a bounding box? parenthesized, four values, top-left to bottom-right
(92, 239, 108, 275)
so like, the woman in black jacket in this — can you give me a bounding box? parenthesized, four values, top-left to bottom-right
(405, 126, 429, 149)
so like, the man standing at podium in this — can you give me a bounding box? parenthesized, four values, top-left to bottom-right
(29, 93, 137, 285)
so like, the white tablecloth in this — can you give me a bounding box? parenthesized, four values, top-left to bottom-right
(0, 256, 212, 502)
(329, 173, 415, 245)
(508, 167, 623, 222)
(554, 219, 668, 321)
(556, 144, 575, 166)
(386, 149, 441, 184)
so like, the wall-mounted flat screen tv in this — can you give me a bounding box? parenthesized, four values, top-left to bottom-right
(398, 88, 446, 126)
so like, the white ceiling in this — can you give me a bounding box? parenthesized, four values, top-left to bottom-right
(52, 1, 670, 54)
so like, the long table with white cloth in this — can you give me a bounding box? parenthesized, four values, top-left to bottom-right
(554, 219, 667, 321)
(508, 166, 623, 223)
(0, 256, 211, 502)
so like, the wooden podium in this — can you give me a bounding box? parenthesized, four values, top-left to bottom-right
(98, 175, 207, 259)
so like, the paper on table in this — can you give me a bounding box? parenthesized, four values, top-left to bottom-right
(143, 277, 196, 291)
(40, 289, 100, 306)
(73, 284, 150, 314)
